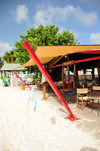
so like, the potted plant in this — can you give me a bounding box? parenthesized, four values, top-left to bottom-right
(18, 81, 25, 90)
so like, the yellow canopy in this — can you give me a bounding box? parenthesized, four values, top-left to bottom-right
(18, 57, 54, 68)
(18, 45, 100, 68)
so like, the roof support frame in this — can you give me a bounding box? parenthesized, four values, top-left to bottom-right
(49, 56, 100, 69)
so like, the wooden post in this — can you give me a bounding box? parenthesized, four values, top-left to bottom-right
(74, 64, 77, 76)
(68, 66, 70, 89)
(83, 68, 86, 74)
(62, 66, 65, 89)
(92, 67, 94, 79)
(97, 65, 100, 85)
(42, 82, 46, 100)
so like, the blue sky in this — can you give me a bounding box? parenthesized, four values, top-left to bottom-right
(0, 0, 100, 56)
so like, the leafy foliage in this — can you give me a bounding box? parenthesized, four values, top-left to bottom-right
(13, 25, 79, 73)
(0, 60, 4, 69)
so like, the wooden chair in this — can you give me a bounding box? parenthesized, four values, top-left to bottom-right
(92, 86, 100, 104)
(77, 88, 92, 110)
(93, 86, 100, 91)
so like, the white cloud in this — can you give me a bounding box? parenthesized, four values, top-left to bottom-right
(73, 7, 97, 27)
(34, 5, 97, 27)
(15, 4, 29, 23)
(89, 33, 100, 44)
(0, 42, 12, 57)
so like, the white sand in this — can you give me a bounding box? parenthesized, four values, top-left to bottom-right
(0, 85, 100, 151)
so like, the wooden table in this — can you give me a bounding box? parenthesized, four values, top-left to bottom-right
(36, 82, 47, 100)
(60, 88, 76, 103)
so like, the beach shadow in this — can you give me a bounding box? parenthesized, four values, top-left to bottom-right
(58, 108, 67, 114)
(93, 132, 100, 140)
(50, 116, 56, 125)
(80, 147, 98, 151)
(76, 121, 94, 132)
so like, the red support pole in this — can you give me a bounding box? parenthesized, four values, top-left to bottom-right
(23, 40, 79, 121)
(78, 50, 100, 54)
(11, 70, 31, 90)
(49, 64, 62, 69)
(50, 56, 100, 68)
(74, 56, 100, 64)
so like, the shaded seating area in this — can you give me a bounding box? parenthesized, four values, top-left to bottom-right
(75, 85, 100, 116)
(76, 86, 100, 115)
(47, 53, 100, 105)
(36, 51, 100, 105)
(16, 43, 100, 119)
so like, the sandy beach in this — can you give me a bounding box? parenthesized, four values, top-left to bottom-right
(0, 85, 100, 151)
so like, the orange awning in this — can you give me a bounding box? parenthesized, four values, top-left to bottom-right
(18, 57, 54, 68)
(18, 45, 100, 68)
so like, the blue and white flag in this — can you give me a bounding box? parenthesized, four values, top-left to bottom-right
(29, 87, 37, 112)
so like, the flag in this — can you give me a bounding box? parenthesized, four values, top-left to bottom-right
(29, 87, 37, 112)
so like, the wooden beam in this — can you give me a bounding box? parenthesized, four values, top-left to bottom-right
(63, 60, 74, 66)
(42, 82, 46, 100)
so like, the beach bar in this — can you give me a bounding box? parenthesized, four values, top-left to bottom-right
(14, 41, 100, 120)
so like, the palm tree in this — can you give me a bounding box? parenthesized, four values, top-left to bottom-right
(2, 51, 15, 63)
(0, 58, 4, 68)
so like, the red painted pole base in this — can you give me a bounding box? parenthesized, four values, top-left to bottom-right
(66, 116, 80, 121)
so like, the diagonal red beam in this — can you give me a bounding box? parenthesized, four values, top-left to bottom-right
(48, 56, 61, 68)
(49, 64, 62, 68)
(11, 69, 31, 89)
(23, 40, 79, 121)
(74, 56, 100, 64)
(51, 56, 100, 69)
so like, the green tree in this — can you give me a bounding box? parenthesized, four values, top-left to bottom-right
(2, 50, 15, 63)
(0, 59, 4, 69)
(14, 25, 79, 72)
